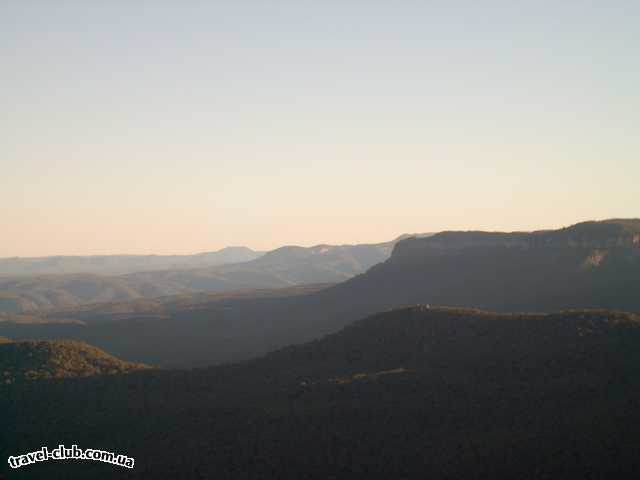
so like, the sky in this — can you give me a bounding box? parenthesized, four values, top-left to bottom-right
(1, 1, 638, 256)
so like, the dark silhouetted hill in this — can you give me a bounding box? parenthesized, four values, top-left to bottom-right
(2, 307, 640, 479)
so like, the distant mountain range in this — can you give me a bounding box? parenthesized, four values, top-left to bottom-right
(0, 219, 637, 367)
(0, 338, 148, 384)
(3, 306, 640, 479)
(0, 246, 263, 276)
(0, 236, 425, 314)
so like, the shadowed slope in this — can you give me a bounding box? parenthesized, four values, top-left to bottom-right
(3, 306, 640, 479)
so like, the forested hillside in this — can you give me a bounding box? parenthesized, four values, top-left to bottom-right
(2, 306, 640, 479)
(0, 339, 149, 384)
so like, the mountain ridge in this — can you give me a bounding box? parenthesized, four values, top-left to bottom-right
(0, 219, 637, 367)
(0, 246, 264, 277)
(392, 219, 640, 254)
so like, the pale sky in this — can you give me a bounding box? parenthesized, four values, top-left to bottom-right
(2, 1, 638, 256)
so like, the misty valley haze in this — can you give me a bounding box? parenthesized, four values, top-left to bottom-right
(1, 220, 638, 369)
(0, 237, 419, 314)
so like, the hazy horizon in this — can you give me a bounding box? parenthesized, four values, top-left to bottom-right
(2, 217, 638, 259)
(3, 2, 638, 257)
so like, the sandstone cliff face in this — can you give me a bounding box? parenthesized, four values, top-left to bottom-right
(327, 219, 640, 321)
(583, 250, 607, 268)
(392, 219, 640, 258)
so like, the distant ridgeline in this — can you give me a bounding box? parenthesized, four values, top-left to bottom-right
(394, 220, 640, 254)
(0, 239, 407, 314)
(0, 219, 638, 368)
